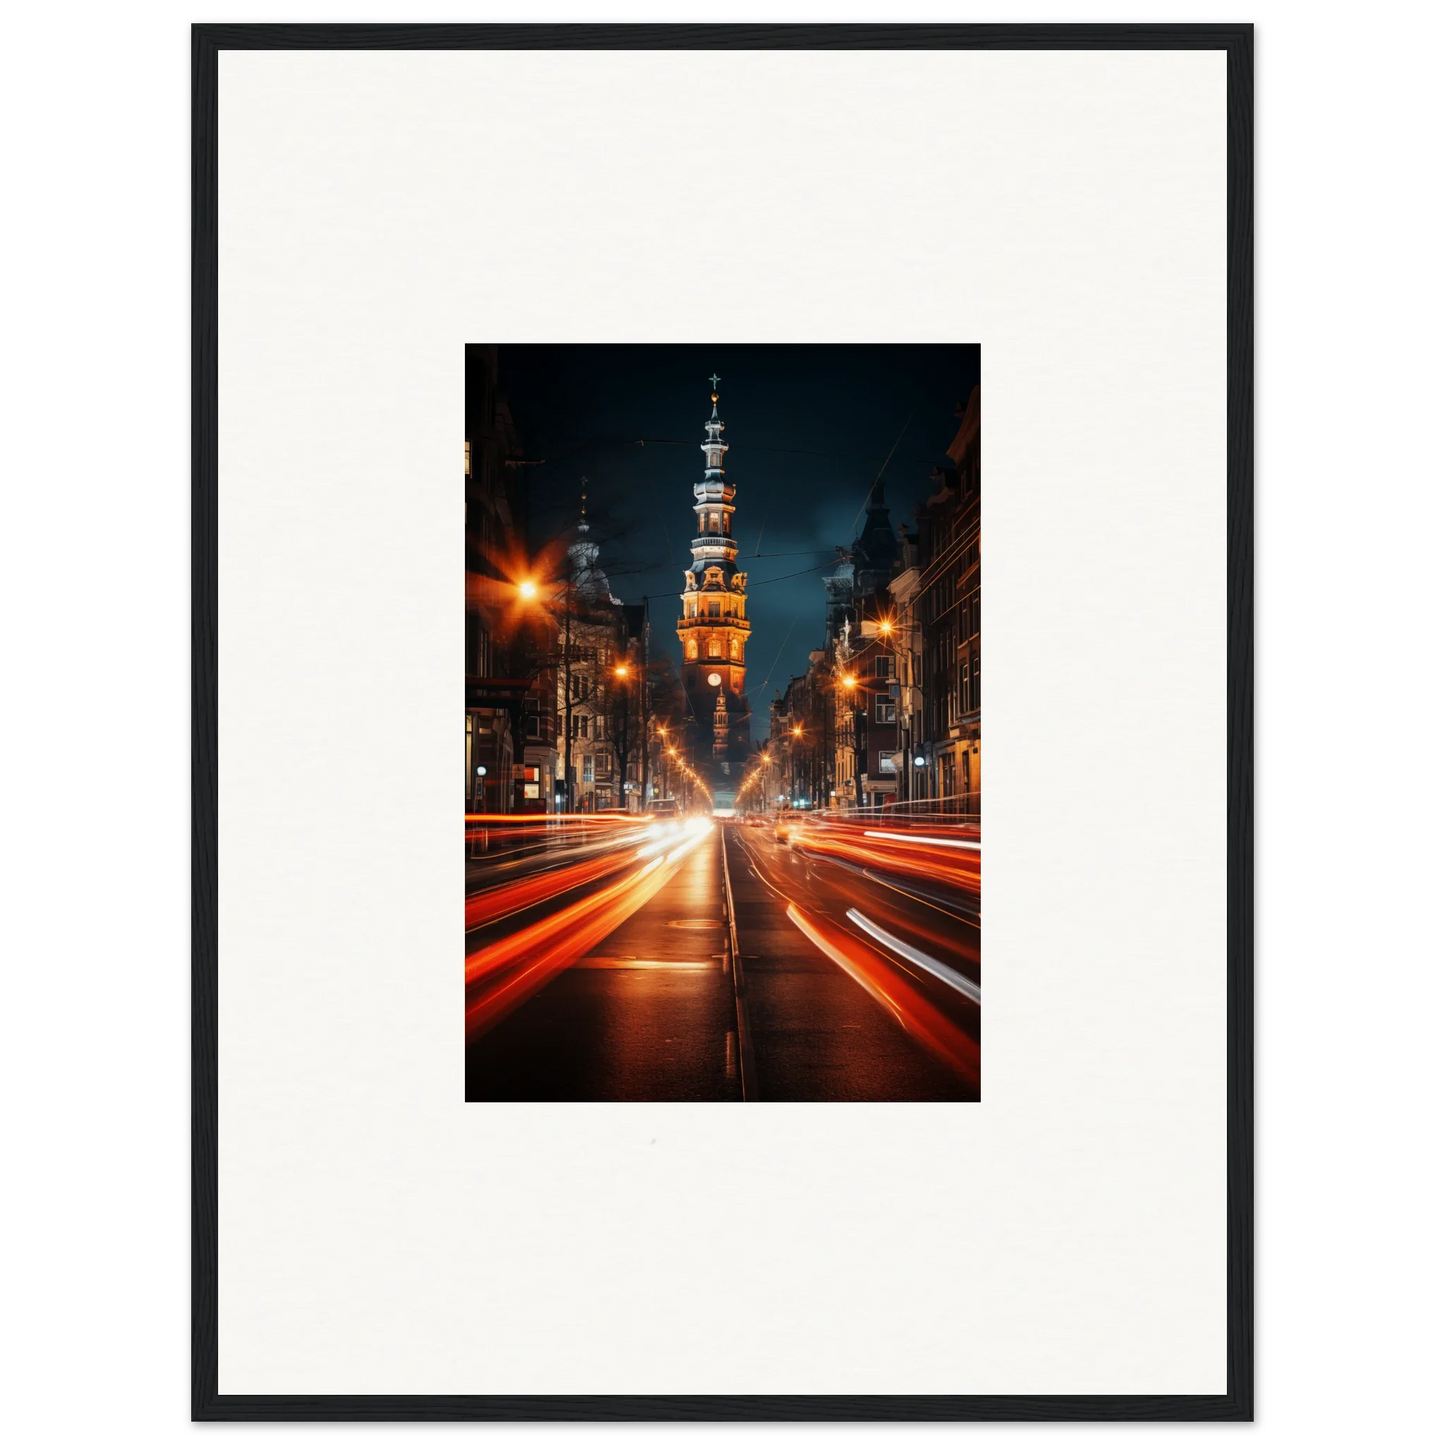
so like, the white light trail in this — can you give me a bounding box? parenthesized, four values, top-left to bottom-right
(864, 830, 981, 851)
(845, 908, 981, 1004)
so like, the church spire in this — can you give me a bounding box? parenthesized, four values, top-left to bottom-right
(570, 474, 617, 603)
(713, 688, 729, 757)
(677, 374, 751, 773)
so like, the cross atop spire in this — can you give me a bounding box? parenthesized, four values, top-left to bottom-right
(709, 373, 721, 391)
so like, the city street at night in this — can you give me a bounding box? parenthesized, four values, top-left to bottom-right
(465, 813, 980, 1102)
(465, 344, 981, 1101)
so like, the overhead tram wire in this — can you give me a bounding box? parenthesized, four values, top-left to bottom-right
(842, 412, 914, 542)
(751, 618, 797, 702)
(607, 552, 841, 608)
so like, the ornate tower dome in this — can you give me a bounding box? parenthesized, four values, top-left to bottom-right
(676, 377, 750, 769)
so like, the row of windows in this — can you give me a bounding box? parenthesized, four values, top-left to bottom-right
(916, 534, 980, 625)
(959, 654, 981, 714)
(961, 590, 981, 640)
(838, 694, 898, 726)
(684, 637, 744, 662)
(920, 652, 981, 729)
(568, 714, 609, 741)
(697, 510, 731, 535)
(465, 616, 492, 678)
(683, 597, 745, 620)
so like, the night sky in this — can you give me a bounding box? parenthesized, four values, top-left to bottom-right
(497, 344, 980, 739)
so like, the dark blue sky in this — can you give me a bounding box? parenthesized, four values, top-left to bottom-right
(499, 344, 980, 737)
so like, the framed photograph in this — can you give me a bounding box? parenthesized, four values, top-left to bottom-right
(195, 23, 1251, 1422)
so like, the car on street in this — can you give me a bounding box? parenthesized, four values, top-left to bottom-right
(647, 799, 685, 837)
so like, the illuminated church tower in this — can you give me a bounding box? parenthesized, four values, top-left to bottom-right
(677, 377, 750, 772)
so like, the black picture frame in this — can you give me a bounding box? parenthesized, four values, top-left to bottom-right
(193, 22, 1252, 1423)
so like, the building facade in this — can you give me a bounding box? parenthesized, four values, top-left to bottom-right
(557, 493, 628, 813)
(767, 652, 835, 809)
(914, 386, 981, 814)
(464, 344, 558, 814)
(822, 479, 904, 811)
(676, 383, 751, 790)
(885, 526, 926, 802)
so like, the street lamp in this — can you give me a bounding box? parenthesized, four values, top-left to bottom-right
(515, 570, 573, 813)
(613, 659, 645, 810)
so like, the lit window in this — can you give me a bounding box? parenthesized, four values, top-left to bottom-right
(685, 640, 698, 660)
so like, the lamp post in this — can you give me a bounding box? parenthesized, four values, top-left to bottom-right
(879, 601, 921, 805)
(789, 723, 803, 808)
(516, 568, 573, 814)
(841, 673, 865, 810)
(613, 651, 647, 812)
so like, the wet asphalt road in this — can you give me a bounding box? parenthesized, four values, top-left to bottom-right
(466, 822, 978, 1102)
(465, 834, 741, 1101)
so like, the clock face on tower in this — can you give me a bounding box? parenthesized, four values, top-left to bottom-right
(706, 672, 722, 687)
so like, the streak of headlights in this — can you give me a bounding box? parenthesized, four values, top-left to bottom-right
(786, 903, 979, 1084)
(846, 908, 980, 1004)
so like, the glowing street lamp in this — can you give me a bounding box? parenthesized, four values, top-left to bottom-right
(517, 579, 538, 601)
